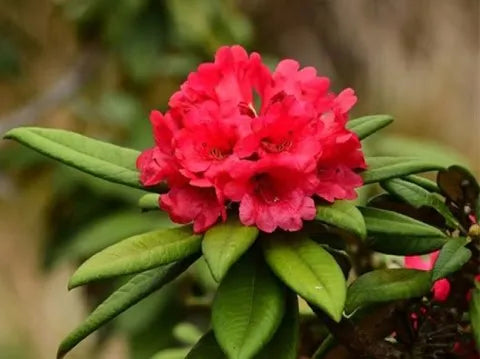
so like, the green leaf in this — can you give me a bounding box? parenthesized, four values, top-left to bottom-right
(360, 207, 447, 255)
(151, 348, 191, 359)
(138, 193, 160, 211)
(381, 178, 459, 228)
(255, 291, 299, 359)
(173, 323, 203, 345)
(212, 251, 285, 359)
(470, 288, 480, 350)
(403, 175, 440, 193)
(346, 114, 393, 140)
(186, 331, 225, 359)
(69, 226, 202, 288)
(59, 211, 173, 261)
(202, 219, 259, 282)
(3, 127, 152, 189)
(262, 233, 346, 322)
(57, 256, 197, 359)
(432, 238, 471, 281)
(362, 156, 445, 184)
(345, 269, 431, 314)
(315, 200, 366, 240)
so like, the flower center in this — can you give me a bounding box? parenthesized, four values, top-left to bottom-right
(261, 138, 293, 153)
(209, 147, 230, 160)
(202, 142, 232, 160)
(251, 173, 280, 203)
(238, 102, 257, 118)
(261, 129, 294, 153)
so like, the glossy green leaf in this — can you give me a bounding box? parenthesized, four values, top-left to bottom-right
(470, 288, 480, 350)
(432, 238, 471, 281)
(57, 256, 197, 359)
(138, 193, 160, 211)
(202, 219, 259, 282)
(381, 178, 459, 228)
(346, 114, 393, 140)
(186, 331, 225, 359)
(262, 233, 346, 322)
(362, 156, 445, 184)
(4, 127, 148, 189)
(69, 226, 202, 288)
(212, 252, 285, 359)
(255, 291, 299, 359)
(360, 207, 447, 255)
(403, 175, 440, 193)
(345, 269, 431, 314)
(315, 200, 366, 240)
(59, 211, 173, 261)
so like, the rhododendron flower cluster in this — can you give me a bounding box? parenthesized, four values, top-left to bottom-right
(137, 45, 366, 232)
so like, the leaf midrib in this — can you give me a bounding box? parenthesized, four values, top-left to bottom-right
(237, 263, 258, 358)
(292, 242, 333, 301)
(94, 234, 198, 266)
(12, 130, 140, 173)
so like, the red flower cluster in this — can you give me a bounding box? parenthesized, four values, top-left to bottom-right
(137, 46, 366, 232)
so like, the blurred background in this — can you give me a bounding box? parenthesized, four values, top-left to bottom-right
(0, 0, 478, 358)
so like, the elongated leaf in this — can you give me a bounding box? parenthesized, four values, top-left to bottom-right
(69, 226, 202, 288)
(138, 193, 160, 211)
(346, 114, 393, 140)
(315, 200, 366, 240)
(360, 207, 447, 255)
(212, 251, 285, 359)
(381, 178, 459, 228)
(367, 193, 446, 229)
(202, 219, 259, 282)
(4, 127, 148, 189)
(432, 238, 471, 281)
(262, 233, 346, 322)
(255, 291, 299, 359)
(57, 255, 197, 359)
(345, 269, 431, 314)
(470, 288, 480, 350)
(362, 156, 445, 184)
(186, 331, 225, 359)
(59, 211, 172, 261)
(403, 175, 440, 193)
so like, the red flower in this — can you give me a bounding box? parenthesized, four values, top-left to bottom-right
(160, 183, 226, 233)
(223, 158, 317, 232)
(404, 252, 451, 301)
(138, 45, 365, 232)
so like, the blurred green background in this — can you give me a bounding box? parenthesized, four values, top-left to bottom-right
(0, 0, 478, 358)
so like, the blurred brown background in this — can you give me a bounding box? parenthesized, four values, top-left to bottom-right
(0, 0, 478, 358)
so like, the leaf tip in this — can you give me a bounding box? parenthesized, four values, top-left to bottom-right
(67, 274, 83, 290)
(3, 128, 17, 140)
(56, 345, 67, 359)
